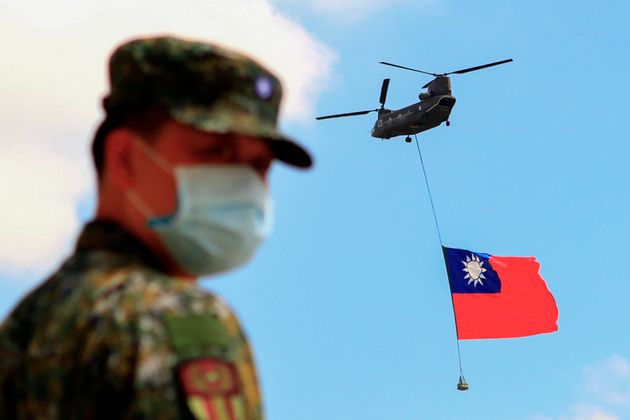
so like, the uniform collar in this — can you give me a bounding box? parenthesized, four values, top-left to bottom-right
(76, 219, 167, 272)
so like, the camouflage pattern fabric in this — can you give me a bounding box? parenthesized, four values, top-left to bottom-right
(102, 36, 311, 169)
(0, 220, 263, 419)
(105, 36, 282, 139)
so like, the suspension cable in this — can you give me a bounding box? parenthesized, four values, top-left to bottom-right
(413, 134, 466, 387)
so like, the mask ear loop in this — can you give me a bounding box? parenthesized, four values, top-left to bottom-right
(133, 138, 174, 174)
(127, 189, 153, 219)
(126, 138, 176, 226)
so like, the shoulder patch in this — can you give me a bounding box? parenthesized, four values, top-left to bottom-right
(164, 313, 234, 360)
(178, 358, 247, 420)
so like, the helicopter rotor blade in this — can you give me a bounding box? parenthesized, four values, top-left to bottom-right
(315, 109, 379, 120)
(379, 78, 390, 107)
(446, 58, 513, 75)
(379, 61, 438, 77)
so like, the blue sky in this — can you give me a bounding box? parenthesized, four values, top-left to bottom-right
(1, 1, 630, 419)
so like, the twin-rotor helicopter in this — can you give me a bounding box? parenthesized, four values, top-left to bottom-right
(316, 59, 513, 142)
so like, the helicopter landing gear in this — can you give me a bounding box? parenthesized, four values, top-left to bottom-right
(446, 120, 451, 127)
(405, 136, 412, 143)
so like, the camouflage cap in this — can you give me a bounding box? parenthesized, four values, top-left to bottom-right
(103, 35, 312, 168)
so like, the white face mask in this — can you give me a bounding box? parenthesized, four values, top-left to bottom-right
(127, 141, 273, 276)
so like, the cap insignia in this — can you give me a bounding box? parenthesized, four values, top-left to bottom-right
(254, 76, 274, 100)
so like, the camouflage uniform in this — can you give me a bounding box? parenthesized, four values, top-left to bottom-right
(0, 36, 313, 419)
(0, 220, 262, 419)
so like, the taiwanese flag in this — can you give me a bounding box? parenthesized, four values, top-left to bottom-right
(442, 246, 558, 340)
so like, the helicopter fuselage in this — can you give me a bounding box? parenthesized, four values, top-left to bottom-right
(371, 94, 456, 139)
(316, 59, 512, 139)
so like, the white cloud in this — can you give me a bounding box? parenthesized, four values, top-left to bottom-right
(310, 0, 391, 21)
(0, 0, 334, 273)
(0, 144, 88, 274)
(564, 405, 619, 420)
(531, 405, 620, 420)
(530, 355, 630, 420)
(275, 0, 436, 23)
(1, 0, 335, 124)
(583, 354, 630, 405)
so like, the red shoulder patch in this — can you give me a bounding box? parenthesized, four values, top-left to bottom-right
(178, 358, 247, 420)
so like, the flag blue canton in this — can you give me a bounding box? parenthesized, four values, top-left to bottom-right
(443, 247, 501, 293)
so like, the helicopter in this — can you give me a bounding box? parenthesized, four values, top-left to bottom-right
(316, 59, 513, 143)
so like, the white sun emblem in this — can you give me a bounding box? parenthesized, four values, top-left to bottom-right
(462, 254, 487, 287)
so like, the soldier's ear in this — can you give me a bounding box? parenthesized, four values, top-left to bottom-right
(102, 128, 136, 191)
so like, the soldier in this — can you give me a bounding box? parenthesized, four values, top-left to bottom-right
(0, 36, 312, 419)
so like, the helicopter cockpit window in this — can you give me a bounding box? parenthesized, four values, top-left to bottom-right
(439, 97, 456, 107)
